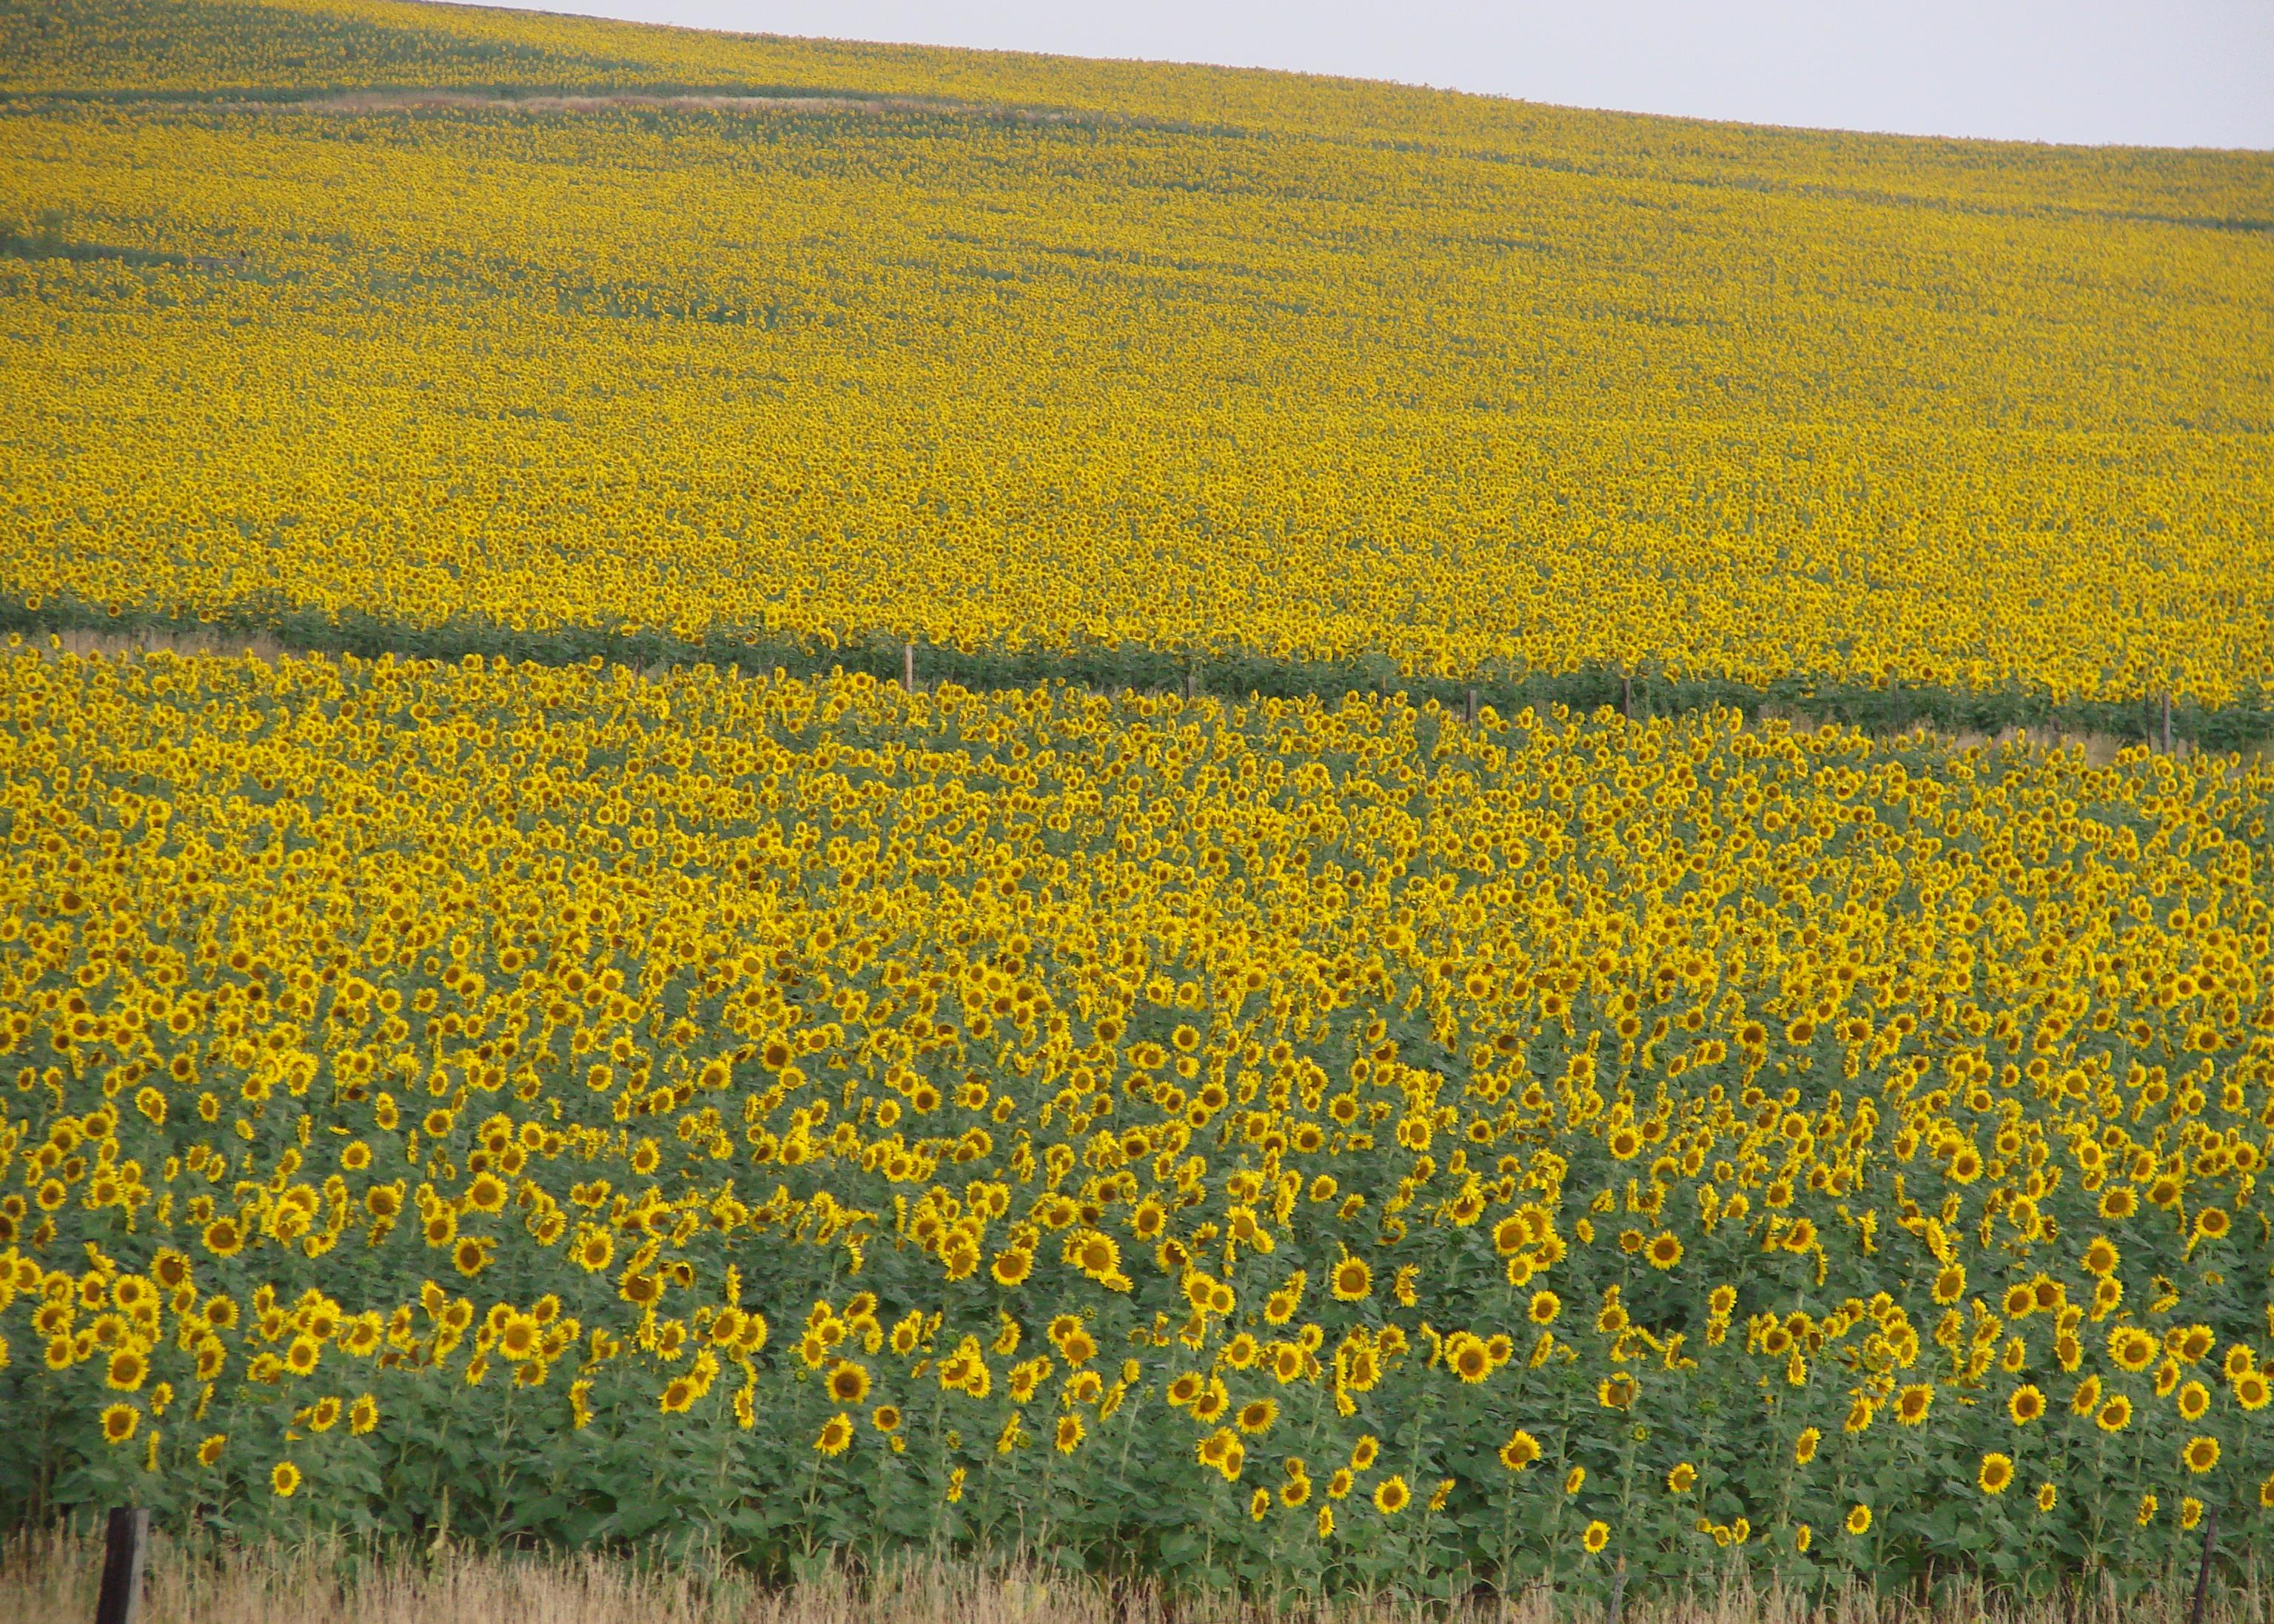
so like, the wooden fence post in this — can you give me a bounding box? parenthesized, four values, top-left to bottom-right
(1620, 669, 1631, 720)
(2161, 691, 2173, 755)
(2190, 1507, 2218, 1624)
(95, 1506, 148, 1624)
(1465, 688, 1478, 726)
(902, 642, 916, 694)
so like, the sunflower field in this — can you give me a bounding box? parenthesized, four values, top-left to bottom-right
(4, 0, 2273, 1601)
(0, 643, 2267, 1600)
(3, 0, 2273, 739)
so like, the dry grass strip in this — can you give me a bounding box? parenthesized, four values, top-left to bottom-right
(3, 1526, 2270, 1624)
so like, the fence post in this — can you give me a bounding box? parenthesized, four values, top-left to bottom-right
(1465, 688, 1477, 726)
(2161, 691, 2173, 755)
(902, 642, 916, 694)
(1620, 669, 1631, 720)
(2190, 1507, 2218, 1624)
(95, 1506, 148, 1624)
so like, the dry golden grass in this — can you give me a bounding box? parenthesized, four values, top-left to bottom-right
(1, 1528, 2267, 1624)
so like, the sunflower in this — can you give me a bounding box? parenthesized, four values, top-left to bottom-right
(271, 1460, 301, 1497)
(197, 1434, 227, 1468)
(1794, 1427, 1820, 1465)
(1331, 1255, 1372, 1301)
(2008, 1384, 2045, 1425)
(2184, 1435, 2221, 1474)
(1499, 1429, 1541, 1472)
(828, 1360, 871, 1405)
(2108, 1327, 2156, 1372)
(105, 1347, 147, 1392)
(1845, 1504, 1872, 1537)
(1667, 1462, 1697, 1494)
(1894, 1383, 1933, 1425)
(1581, 1520, 1610, 1554)
(498, 1314, 540, 1363)
(1054, 1414, 1084, 1454)
(814, 1412, 853, 1455)
(2096, 1395, 2132, 1433)
(1977, 1454, 2013, 1494)
(1071, 1231, 1120, 1280)
(1449, 1335, 1492, 1383)
(99, 1403, 138, 1445)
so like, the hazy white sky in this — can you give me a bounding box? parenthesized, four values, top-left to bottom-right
(477, 0, 2274, 150)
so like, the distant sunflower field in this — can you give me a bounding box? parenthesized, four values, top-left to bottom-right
(0, 645, 2268, 1600)
(1, 0, 2272, 736)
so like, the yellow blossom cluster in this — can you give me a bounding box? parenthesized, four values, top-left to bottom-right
(0, 645, 2267, 1594)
